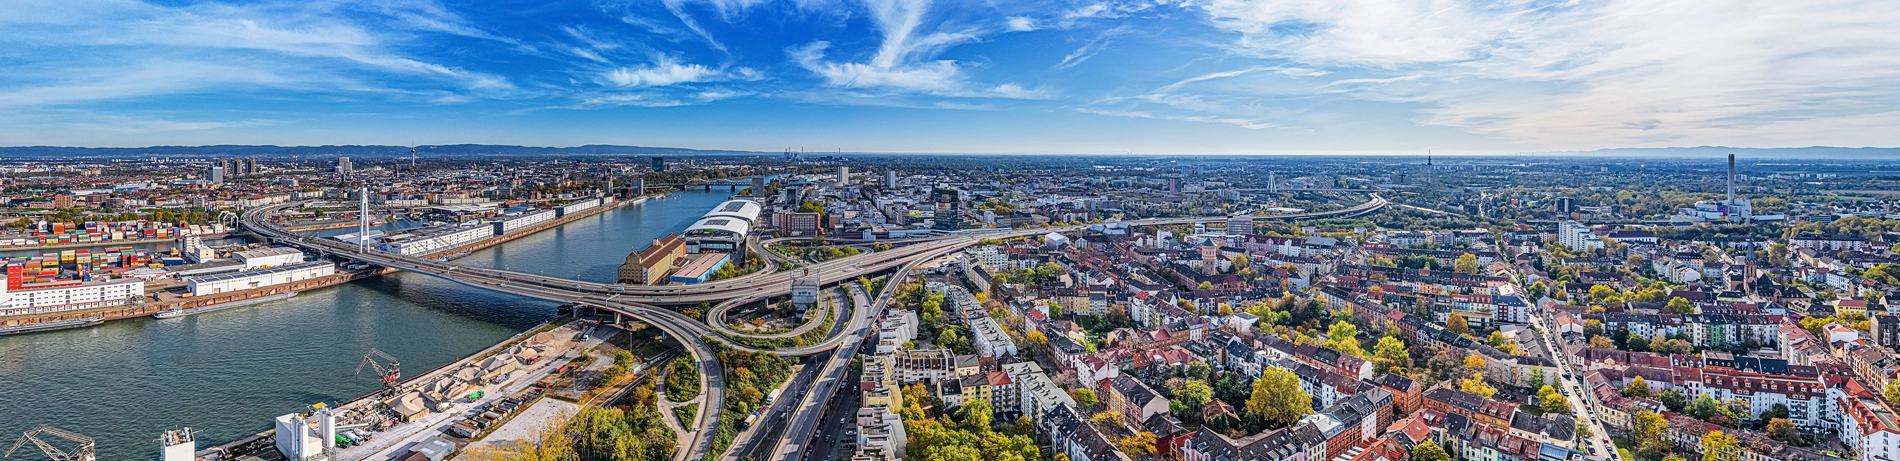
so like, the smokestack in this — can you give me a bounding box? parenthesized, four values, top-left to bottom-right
(1727, 153, 1736, 203)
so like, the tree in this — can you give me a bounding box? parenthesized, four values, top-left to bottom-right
(1455, 253, 1480, 274)
(1460, 372, 1497, 399)
(1248, 367, 1314, 427)
(1447, 315, 1469, 334)
(1655, 338, 1692, 355)
(1178, 380, 1214, 411)
(1687, 394, 1723, 419)
(1115, 432, 1158, 456)
(1624, 376, 1651, 398)
(958, 399, 993, 432)
(1024, 330, 1049, 352)
(1372, 336, 1411, 373)
(1090, 411, 1122, 426)
(1590, 335, 1615, 349)
(1411, 441, 1450, 461)
(1666, 297, 1695, 314)
(1539, 385, 1570, 414)
(1766, 418, 1800, 444)
(1658, 389, 1687, 413)
(1635, 411, 1667, 440)
(1590, 284, 1618, 303)
(1887, 380, 1900, 407)
(1323, 321, 1363, 357)
(1463, 355, 1486, 374)
(1072, 388, 1098, 408)
(1701, 430, 1740, 461)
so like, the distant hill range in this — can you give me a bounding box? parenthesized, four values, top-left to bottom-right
(0, 144, 757, 159)
(1547, 146, 1900, 160)
(0, 144, 1894, 159)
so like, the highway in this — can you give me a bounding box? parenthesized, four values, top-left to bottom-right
(239, 194, 1385, 460)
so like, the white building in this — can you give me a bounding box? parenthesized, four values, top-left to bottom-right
(186, 262, 336, 296)
(1559, 221, 1603, 252)
(383, 224, 492, 256)
(234, 247, 304, 270)
(2, 279, 146, 316)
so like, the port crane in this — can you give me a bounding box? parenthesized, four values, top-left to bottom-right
(355, 348, 401, 389)
(4, 425, 96, 461)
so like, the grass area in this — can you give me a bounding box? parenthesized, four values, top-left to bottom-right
(665, 356, 700, 402)
(729, 297, 837, 349)
(675, 403, 699, 426)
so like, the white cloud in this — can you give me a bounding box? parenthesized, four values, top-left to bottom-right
(789, 0, 988, 95)
(603, 57, 717, 87)
(1057, 26, 1129, 69)
(1006, 17, 1036, 31)
(1191, 0, 1900, 148)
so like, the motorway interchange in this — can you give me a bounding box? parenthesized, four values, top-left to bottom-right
(241, 195, 1386, 461)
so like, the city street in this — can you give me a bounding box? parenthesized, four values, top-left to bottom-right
(1529, 313, 1620, 460)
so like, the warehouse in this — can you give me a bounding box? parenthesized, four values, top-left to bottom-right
(234, 247, 304, 269)
(670, 253, 730, 284)
(491, 209, 556, 235)
(186, 261, 336, 296)
(382, 224, 493, 256)
(555, 197, 601, 217)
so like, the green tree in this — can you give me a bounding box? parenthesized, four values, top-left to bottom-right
(1624, 376, 1651, 398)
(1372, 336, 1411, 373)
(1177, 380, 1214, 411)
(1411, 441, 1450, 461)
(1887, 380, 1900, 407)
(1539, 385, 1570, 414)
(1455, 253, 1480, 274)
(1248, 367, 1314, 427)
(1460, 372, 1497, 399)
(1323, 321, 1363, 357)
(1072, 388, 1098, 408)
(1666, 297, 1695, 314)
(1702, 430, 1740, 461)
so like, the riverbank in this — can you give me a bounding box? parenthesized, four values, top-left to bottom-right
(195, 319, 585, 460)
(0, 194, 653, 333)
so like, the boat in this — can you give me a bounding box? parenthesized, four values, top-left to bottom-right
(153, 291, 300, 319)
(0, 317, 105, 336)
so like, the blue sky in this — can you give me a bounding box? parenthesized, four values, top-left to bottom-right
(2, 0, 1896, 154)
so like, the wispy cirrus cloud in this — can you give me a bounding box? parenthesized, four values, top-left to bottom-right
(1188, 0, 1900, 148)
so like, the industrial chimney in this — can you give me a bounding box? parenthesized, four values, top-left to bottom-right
(1727, 153, 1736, 204)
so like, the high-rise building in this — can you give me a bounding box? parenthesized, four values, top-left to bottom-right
(242, 157, 256, 174)
(207, 165, 225, 184)
(1558, 220, 1602, 251)
(886, 170, 898, 186)
(651, 156, 666, 172)
(1168, 177, 1179, 195)
(838, 166, 850, 185)
(1555, 197, 1575, 213)
(336, 157, 353, 174)
(752, 176, 766, 197)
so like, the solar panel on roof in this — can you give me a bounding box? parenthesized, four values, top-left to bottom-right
(704, 219, 730, 226)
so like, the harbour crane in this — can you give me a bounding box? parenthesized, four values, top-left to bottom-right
(4, 425, 96, 461)
(355, 348, 401, 389)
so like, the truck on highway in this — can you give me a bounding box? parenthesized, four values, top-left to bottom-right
(766, 388, 782, 406)
(743, 414, 759, 429)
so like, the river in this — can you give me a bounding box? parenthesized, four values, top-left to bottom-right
(0, 189, 734, 460)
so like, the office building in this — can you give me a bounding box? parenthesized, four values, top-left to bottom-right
(337, 157, 353, 174)
(206, 166, 225, 184)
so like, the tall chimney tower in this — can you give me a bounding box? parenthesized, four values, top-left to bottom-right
(1727, 153, 1736, 204)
